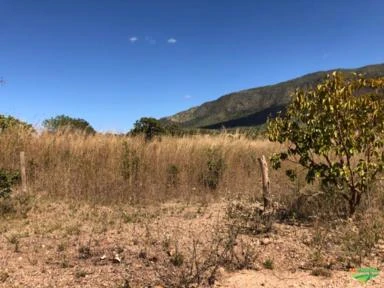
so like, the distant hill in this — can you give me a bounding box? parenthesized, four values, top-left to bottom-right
(163, 63, 384, 129)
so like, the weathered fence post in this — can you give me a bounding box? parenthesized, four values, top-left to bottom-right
(258, 155, 271, 212)
(20, 151, 27, 193)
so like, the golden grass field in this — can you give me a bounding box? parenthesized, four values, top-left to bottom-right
(0, 129, 287, 204)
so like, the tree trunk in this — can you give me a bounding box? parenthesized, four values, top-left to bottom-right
(348, 187, 361, 216)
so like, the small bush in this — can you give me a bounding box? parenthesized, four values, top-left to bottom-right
(341, 209, 384, 265)
(170, 249, 184, 267)
(226, 200, 273, 234)
(166, 164, 180, 188)
(309, 223, 331, 267)
(0, 169, 30, 218)
(78, 244, 92, 259)
(281, 188, 349, 222)
(200, 147, 225, 190)
(0, 194, 34, 218)
(0, 180, 11, 202)
(5, 233, 22, 252)
(158, 223, 258, 287)
(74, 269, 87, 278)
(0, 168, 20, 199)
(263, 258, 274, 270)
(0, 198, 16, 215)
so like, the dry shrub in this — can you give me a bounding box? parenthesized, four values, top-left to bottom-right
(281, 188, 349, 222)
(0, 193, 34, 218)
(275, 165, 351, 222)
(157, 223, 258, 288)
(341, 208, 384, 266)
(226, 200, 274, 234)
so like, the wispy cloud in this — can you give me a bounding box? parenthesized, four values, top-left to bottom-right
(129, 36, 138, 43)
(167, 38, 177, 44)
(184, 94, 192, 99)
(129, 36, 178, 45)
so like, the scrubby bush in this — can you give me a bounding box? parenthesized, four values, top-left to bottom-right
(0, 169, 28, 218)
(341, 208, 384, 265)
(268, 72, 384, 216)
(166, 164, 180, 188)
(0, 168, 20, 199)
(43, 115, 95, 134)
(130, 117, 188, 140)
(0, 114, 33, 132)
(130, 117, 166, 141)
(199, 147, 226, 190)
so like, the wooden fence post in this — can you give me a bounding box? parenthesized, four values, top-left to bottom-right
(258, 155, 271, 211)
(20, 151, 27, 193)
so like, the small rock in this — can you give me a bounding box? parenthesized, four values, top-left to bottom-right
(261, 238, 272, 245)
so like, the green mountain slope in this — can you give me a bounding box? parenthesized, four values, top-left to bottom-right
(164, 63, 384, 129)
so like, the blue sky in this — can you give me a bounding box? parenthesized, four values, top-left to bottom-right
(1, 0, 383, 132)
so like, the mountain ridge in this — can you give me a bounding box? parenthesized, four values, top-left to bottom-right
(163, 63, 384, 129)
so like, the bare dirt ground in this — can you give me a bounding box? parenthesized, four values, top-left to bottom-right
(0, 196, 383, 287)
(217, 269, 383, 288)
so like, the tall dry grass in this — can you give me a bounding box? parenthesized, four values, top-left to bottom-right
(0, 128, 293, 204)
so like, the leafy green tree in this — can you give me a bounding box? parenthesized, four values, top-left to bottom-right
(0, 114, 33, 132)
(130, 117, 166, 140)
(268, 72, 384, 216)
(162, 121, 184, 136)
(43, 115, 96, 134)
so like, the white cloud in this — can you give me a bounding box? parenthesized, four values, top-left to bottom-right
(167, 38, 177, 44)
(184, 94, 192, 99)
(129, 37, 138, 43)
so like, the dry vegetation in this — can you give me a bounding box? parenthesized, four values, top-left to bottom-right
(0, 128, 285, 204)
(1, 128, 384, 287)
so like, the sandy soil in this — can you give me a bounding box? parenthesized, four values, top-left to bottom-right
(0, 197, 383, 287)
(217, 269, 383, 288)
